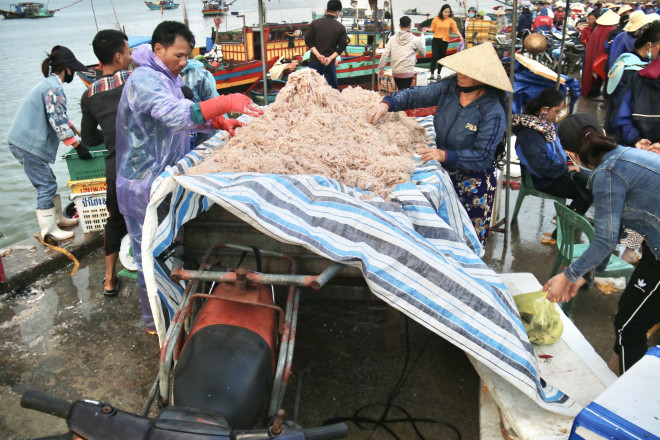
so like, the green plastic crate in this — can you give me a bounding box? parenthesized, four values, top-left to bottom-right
(62, 144, 108, 181)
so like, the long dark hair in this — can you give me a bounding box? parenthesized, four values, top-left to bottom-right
(566, 128, 618, 167)
(634, 20, 660, 50)
(438, 4, 453, 19)
(41, 47, 65, 78)
(524, 88, 564, 115)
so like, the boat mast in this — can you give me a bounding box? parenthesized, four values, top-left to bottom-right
(370, 0, 378, 90)
(258, 0, 268, 99)
(91, 0, 98, 31)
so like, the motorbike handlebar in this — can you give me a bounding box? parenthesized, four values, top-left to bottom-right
(21, 390, 72, 419)
(21, 390, 348, 440)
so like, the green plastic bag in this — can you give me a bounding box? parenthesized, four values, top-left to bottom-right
(514, 290, 564, 345)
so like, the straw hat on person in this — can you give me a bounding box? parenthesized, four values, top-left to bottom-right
(496, 8, 506, 14)
(524, 32, 549, 54)
(596, 9, 621, 24)
(623, 9, 656, 30)
(617, 4, 633, 14)
(439, 42, 513, 92)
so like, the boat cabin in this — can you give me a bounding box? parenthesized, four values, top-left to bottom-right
(210, 23, 310, 63)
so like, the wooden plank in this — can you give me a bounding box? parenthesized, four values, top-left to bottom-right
(476, 273, 618, 440)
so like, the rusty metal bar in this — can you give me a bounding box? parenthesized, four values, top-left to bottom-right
(277, 286, 300, 410)
(156, 242, 218, 409)
(310, 262, 344, 289)
(269, 260, 299, 416)
(171, 262, 344, 290)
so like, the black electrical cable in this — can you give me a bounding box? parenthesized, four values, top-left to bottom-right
(322, 317, 462, 440)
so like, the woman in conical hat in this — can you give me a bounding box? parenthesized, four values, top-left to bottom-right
(367, 42, 512, 248)
(582, 9, 619, 97)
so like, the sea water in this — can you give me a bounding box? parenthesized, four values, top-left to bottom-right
(0, 0, 499, 246)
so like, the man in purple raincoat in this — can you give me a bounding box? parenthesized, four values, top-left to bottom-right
(115, 21, 263, 332)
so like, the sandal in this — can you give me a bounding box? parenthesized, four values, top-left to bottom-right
(102, 277, 121, 296)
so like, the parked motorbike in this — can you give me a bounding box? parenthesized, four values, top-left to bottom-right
(20, 244, 350, 440)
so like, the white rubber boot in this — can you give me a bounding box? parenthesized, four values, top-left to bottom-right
(54, 194, 78, 227)
(36, 208, 74, 241)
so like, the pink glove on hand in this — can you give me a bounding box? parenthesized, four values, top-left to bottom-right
(211, 115, 245, 136)
(199, 93, 264, 120)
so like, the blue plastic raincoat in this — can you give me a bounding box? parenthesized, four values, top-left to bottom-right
(115, 44, 214, 221)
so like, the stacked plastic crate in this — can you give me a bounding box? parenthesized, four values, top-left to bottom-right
(62, 145, 109, 233)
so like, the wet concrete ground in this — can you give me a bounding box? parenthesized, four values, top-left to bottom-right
(1, 98, 656, 440)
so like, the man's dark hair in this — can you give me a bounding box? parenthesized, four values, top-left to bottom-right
(327, 0, 342, 12)
(151, 21, 195, 50)
(400, 16, 412, 28)
(92, 29, 128, 65)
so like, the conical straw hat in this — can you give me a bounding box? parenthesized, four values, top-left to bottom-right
(616, 4, 632, 14)
(596, 9, 620, 25)
(623, 9, 655, 31)
(439, 42, 513, 92)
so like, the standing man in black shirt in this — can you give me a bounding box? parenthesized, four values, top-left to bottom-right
(80, 30, 131, 297)
(305, 0, 349, 89)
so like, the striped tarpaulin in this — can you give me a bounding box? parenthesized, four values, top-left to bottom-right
(141, 116, 577, 416)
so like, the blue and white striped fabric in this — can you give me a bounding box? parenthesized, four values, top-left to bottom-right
(141, 116, 577, 416)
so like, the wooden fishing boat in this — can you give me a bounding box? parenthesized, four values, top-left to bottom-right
(0, 2, 55, 18)
(145, 0, 179, 10)
(204, 22, 310, 92)
(208, 57, 280, 93)
(403, 7, 430, 16)
(202, 0, 228, 16)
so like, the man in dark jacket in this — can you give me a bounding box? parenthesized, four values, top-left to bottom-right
(80, 29, 131, 297)
(517, 6, 534, 40)
(304, 0, 349, 89)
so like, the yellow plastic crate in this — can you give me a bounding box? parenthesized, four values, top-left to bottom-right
(68, 178, 107, 194)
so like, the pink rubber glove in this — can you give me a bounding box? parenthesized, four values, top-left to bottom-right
(211, 115, 245, 136)
(199, 93, 264, 120)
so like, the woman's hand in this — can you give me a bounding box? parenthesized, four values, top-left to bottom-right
(420, 148, 447, 163)
(568, 165, 580, 173)
(543, 273, 585, 303)
(367, 102, 389, 125)
(636, 139, 652, 150)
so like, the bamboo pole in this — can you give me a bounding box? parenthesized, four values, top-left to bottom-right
(503, 0, 519, 245)
(555, 0, 571, 89)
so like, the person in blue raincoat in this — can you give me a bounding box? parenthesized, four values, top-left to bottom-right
(115, 21, 263, 333)
(181, 57, 220, 145)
